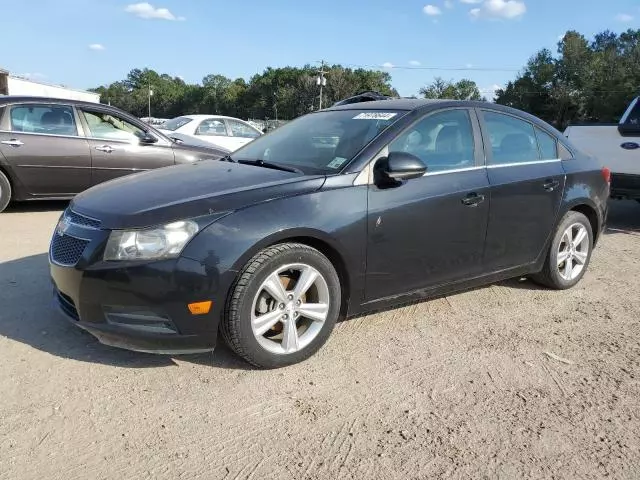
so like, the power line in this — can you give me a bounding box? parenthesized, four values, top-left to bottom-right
(320, 61, 521, 72)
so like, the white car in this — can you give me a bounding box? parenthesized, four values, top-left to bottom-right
(159, 115, 262, 152)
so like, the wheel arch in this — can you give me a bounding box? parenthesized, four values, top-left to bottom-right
(0, 161, 27, 202)
(229, 228, 353, 318)
(557, 196, 603, 245)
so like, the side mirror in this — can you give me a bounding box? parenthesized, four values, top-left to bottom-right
(380, 151, 427, 181)
(140, 132, 158, 144)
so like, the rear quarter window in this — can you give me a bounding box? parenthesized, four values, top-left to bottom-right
(559, 143, 574, 160)
(535, 127, 558, 160)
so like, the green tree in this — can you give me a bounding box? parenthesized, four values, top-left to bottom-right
(419, 77, 482, 100)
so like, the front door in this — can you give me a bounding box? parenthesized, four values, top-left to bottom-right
(225, 119, 262, 152)
(0, 103, 91, 196)
(76, 107, 176, 186)
(478, 109, 566, 271)
(365, 108, 490, 301)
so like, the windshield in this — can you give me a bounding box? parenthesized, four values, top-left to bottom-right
(232, 109, 405, 174)
(161, 117, 193, 131)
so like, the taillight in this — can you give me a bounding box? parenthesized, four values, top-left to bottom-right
(601, 167, 611, 184)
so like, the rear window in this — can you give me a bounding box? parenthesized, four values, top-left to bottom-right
(9, 104, 77, 136)
(161, 117, 193, 131)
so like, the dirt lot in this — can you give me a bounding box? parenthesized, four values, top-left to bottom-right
(1, 200, 639, 480)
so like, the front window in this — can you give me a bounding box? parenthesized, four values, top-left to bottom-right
(81, 110, 145, 142)
(390, 109, 476, 173)
(233, 109, 405, 174)
(162, 117, 193, 131)
(228, 119, 261, 138)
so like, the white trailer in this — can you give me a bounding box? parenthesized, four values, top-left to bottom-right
(0, 69, 100, 103)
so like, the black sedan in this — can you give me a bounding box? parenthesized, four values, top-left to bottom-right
(49, 99, 610, 368)
(0, 96, 228, 211)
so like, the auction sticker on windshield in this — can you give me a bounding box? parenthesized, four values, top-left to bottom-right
(353, 112, 397, 120)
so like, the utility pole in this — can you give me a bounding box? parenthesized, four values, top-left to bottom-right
(316, 60, 328, 110)
(148, 82, 153, 122)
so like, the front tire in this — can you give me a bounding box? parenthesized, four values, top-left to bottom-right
(0, 170, 11, 212)
(221, 243, 341, 368)
(531, 211, 593, 290)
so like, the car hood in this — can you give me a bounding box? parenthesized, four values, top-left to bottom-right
(71, 161, 326, 229)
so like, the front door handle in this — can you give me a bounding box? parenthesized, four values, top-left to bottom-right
(95, 145, 114, 153)
(543, 179, 560, 192)
(461, 192, 485, 207)
(1, 139, 24, 147)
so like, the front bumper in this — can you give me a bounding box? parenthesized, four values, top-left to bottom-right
(50, 257, 221, 355)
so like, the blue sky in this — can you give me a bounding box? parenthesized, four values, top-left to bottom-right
(2, 0, 639, 98)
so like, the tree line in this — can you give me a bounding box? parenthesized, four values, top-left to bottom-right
(495, 29, 640, 129)
(91, 65, 399, 121)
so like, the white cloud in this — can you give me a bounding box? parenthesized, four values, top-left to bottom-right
(88, 43, 105, 51)
(125, 3, 185, 21)
(381, 62, 395, 69)
(445, 0, 454, 8)
(616, 13, 634, 23)
(469, 0, 526, 20)
(423, 4, 443, 15)
(409, 60, 422, 66)
(460, 0, 482, 3)
(465, 63, 474, 68)
(480, 83, 503, 100)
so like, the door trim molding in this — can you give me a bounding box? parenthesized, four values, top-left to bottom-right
(486, 158, 561, 169)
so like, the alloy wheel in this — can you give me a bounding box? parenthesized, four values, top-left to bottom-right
(251, 263, 330, 355)
(557, 223, 590, 281)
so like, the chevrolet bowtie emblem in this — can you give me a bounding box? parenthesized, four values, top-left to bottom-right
(56, 217, 71, 236)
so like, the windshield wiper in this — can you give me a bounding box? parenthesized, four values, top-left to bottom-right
(220, 154, 236, 162)
(237, 159, 302, 174)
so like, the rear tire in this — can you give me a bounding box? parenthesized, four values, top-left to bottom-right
(531, 211, 593, 290)
(0, 171, 11, 212)
(221, 243, 341, 368)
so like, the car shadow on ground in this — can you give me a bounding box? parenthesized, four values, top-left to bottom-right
(0, 253, 253, 370)
(604, 200, 640, 236)
(4, 200, 71, 213)
(1, 200, 636, 370)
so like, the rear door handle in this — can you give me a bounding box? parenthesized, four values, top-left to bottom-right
(95, 145, 114, 153)
(543, 179, 560, 192)
(1, 139, 24, 147)
(461, 192, 485, 207)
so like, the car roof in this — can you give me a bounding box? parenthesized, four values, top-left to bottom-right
(0, 95, 103, 108)
(178, 114, 250, 121)
(326, 98, 448, 111)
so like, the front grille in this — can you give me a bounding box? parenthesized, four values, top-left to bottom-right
(56, 291, 79, 321)
(65, 209, 101, 229)
(50, 234, 89, 266)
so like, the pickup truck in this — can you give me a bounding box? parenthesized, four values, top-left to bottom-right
(565, 97, 640, 202)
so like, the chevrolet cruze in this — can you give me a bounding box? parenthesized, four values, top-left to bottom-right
(49, 99, 610, 368)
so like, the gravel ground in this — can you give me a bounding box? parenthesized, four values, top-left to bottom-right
(1, 200, 639, 480)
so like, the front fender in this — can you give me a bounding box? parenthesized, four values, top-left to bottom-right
(180, 181, 369, 316)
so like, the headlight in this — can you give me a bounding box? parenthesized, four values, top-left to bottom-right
(103, 220, 199, 261)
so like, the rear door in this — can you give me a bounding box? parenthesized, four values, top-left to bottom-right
(478, 109, 565, 271)
(0, 102, 91, 196)
(76, 106, 176, 186)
